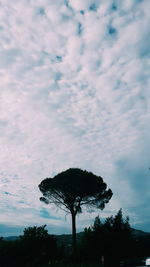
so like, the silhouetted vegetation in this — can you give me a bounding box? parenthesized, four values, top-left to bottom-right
(0, 214, 150, 266)
(78, 209, 133, 266)
(0, 225, 59, 267)
(78, 209, 150, 266)
(1, 164, 150, 266)
(39, 168, 113, 254)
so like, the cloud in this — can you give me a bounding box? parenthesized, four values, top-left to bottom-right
(0, 0, 149, 235)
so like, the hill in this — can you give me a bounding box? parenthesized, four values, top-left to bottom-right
(131, 228, 150, 238)
(3, 228, 150, 244)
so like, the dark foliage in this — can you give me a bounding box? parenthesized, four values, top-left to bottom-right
(79, 209, 133, 266)
(39, 168, 113, 254)
(39, 168, 113, 213)
(0, 220, 150, 266)
(0, 225, 59, 267)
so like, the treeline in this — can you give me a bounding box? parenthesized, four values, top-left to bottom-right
(0, 225, 61, 267)
(79, 209, 150, 266)
(79, 209, 132, 265)
(0, 210, 150, 266)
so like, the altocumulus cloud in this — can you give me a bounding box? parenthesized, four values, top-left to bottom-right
(0, 0, 150, 236)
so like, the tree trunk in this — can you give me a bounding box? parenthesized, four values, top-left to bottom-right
(71, 212, 77, 255)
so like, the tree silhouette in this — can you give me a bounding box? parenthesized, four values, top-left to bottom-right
(80, 209, 133, 265)
(20, 225, 57, 265)
(39, 168, 113, 254)
(20, 225, 49, 241)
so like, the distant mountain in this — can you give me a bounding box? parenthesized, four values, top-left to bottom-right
(55, 229, 150, 249)
(131, 228, 150, 238)
(4, 236, 20, 241)
(2, 228, 150, 244)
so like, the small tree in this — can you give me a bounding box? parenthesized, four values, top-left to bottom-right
(20, 225, 49, 241)
(93, 209, 132, 263)
(92, 216, 102, 232)
(39, 168, 113, 254)
(80, 209, 133, 264)
(20, 225, 57, 265)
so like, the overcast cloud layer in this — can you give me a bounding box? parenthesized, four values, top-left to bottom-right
(0, 0, 150, 236)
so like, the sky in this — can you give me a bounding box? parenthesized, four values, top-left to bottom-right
(0, 0, 150, 237)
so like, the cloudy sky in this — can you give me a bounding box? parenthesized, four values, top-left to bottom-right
(0, 0, 150, 237)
